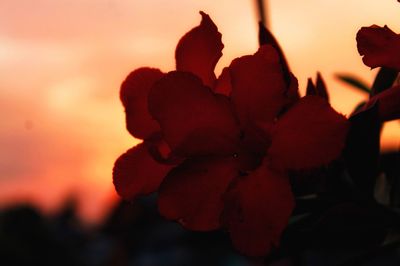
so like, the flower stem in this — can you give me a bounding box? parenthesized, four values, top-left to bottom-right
(256, 0, 269, 28)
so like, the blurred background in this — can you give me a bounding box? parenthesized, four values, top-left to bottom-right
(0, 1, 399, 264)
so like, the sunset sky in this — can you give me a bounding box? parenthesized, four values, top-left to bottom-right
(0, 0, 399, 224)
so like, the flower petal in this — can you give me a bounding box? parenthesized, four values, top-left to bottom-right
(356, 25, 400, 70)
(214, 67, 232, 96)
(175, 11, 223, 87)
(306, 78, 317, 96)
(239, 121, 271, 159)
(120, 68, 164, 139)
(258, 22, 291, 85)
(229, 45, 289, 127)
(148, 71, 240, 156)
(158, 157, 239, 231)
(222, 161, 294, 257)
(306, 73, 329, 101)
(315, 73, 329, 101)
(286, 72, 300, 106)
(113, 143, 173, 201)
(268, 96, 349, 170)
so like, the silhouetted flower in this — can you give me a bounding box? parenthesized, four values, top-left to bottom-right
(357, 25, 400, 71)
(114, 12, 349, 257)
(356, 25, 400, 121)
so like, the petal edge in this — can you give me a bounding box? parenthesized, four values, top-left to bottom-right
(175, 11, 224, 87)
(113, 143, 173, 201)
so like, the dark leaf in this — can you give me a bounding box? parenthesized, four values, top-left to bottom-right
(312, 202, 388, 248)
(292, 197, 329, 215)
(351, 101, 367, 114)
(345, 102, 381, 198)
(380, 152, 400, 208)
(335, 73, 371, 94)
(371, 67, 398, 96)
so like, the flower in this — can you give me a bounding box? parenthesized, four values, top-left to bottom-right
(357, 25, 400, 71)
(113, 12, 349, 257)
(356, 25, 400, 121)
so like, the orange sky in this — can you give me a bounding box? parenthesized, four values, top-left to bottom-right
(0, 0, 399, 224)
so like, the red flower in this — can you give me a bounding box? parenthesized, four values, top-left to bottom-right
(356, 25, 400, 121)
(114, 12, 349, 257)
(357, 25, 400, 71)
